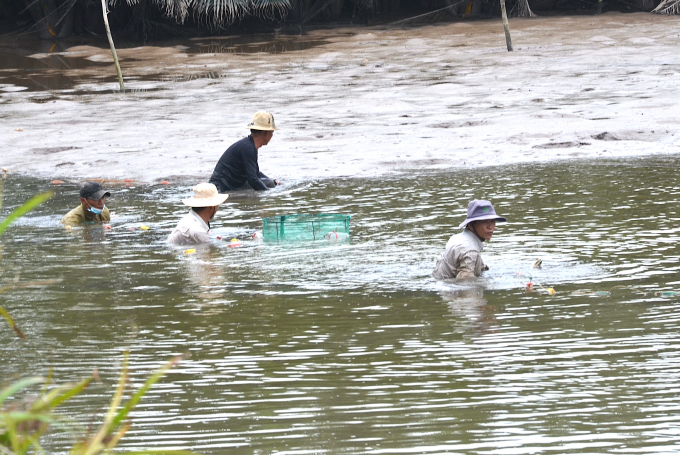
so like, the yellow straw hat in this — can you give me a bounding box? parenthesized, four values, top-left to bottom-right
(182, 183, 229, 207)
(246, 111, 280, 131)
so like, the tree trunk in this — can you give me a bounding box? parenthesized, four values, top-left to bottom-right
(500, 0, 513, 51)
(101, 0, 125, 91)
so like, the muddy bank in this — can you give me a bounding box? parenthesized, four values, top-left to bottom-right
(1, 13, 679, 183)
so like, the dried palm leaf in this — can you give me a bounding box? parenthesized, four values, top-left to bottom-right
(510, 0, 536, 17)
(109, 0, 290, 27)
(653, 0, 680, 13)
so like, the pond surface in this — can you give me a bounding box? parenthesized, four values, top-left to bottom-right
(3, 14, 680, 183)
(2, 155, 680, 454)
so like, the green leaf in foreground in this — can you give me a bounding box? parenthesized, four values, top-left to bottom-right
(0, 191, 53, 237)
(0, 305, 25, 338)
(0, 377, 44, 406)
(0, 191, 54, 338)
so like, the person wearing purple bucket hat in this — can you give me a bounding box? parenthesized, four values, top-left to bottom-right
(432, 200, 507, 280)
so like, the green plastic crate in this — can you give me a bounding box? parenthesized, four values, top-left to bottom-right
(262, 214, 351, 241)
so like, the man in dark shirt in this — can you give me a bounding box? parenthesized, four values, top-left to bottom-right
(209, 111, 281, 192)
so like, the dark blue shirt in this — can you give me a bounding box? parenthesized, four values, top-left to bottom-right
(209, 136, 269, 192)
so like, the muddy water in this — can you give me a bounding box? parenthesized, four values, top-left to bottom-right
(0, 34, 332, 92)
(2, 155, 680, 453)
(2, 13, 680, 182)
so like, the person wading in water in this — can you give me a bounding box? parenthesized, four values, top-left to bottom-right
(209, 111, 281, 192)
(61, 181, 111, 226)
(432, 200, 507, 280)
(167, 183, 229, 245)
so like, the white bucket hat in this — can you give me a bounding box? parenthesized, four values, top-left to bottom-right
(182, 183, 229, 207)
(246, 111, 280, 131)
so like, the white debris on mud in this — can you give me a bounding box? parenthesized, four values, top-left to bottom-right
(1, 12, 679, 183)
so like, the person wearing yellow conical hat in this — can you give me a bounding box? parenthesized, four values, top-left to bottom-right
(209, 111, 281, 192)
(167, 183, 229, 245)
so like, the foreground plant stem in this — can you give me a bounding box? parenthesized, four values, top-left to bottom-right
(100, 0, 125, 91)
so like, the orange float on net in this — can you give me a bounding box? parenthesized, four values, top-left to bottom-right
(51, 180, 64, 184)
(160, 181, 170, 185)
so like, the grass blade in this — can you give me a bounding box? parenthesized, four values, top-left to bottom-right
(0, 192, 53, 236)
(110, 355, 183, 429)
(0, 305, 25, 338)
(32, 377, 93, 412)
(0, 377, 44, 406)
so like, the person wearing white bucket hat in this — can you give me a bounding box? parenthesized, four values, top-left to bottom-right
(432, 200, 507, 280)
(209, 111, 281, 193)
(167, 182, 229, 245)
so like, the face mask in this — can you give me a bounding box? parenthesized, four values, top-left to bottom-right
(86, 202, 105, 215)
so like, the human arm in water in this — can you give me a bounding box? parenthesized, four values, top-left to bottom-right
(257, 170, 280, 187)
(455, 250, 486, 280)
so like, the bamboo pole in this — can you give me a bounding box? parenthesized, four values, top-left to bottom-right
(100, 0, 125, 91)
(499, 0, 513, 52)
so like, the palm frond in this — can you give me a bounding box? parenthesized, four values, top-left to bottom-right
(653, 0, 680, 13)
(154, 0, 193, 23)
(250, 0, 291, 21)
(510, 0, 536, 17)
(109, 0, 290, 27)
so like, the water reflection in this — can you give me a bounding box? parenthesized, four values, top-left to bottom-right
(1, 156, 680, 454)
(439, 286, 498, 337)
(0, 39, 110, 92)
(179, 246, 228, 300)
(0, 34, 331, 92)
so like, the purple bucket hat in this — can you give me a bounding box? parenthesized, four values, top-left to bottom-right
(458, 200, 507, 229)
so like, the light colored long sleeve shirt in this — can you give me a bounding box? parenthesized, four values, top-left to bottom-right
(167, 210, 211, 245)
(432, 229, 486, 280)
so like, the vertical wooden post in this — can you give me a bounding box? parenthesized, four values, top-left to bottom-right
(100, 0, 125, 91)
(499, 0, 513, 52)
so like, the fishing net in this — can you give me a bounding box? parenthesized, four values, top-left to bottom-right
(262, 214, 351, 241)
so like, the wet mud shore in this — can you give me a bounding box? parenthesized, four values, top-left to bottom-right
(1, 12, 679, 183)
